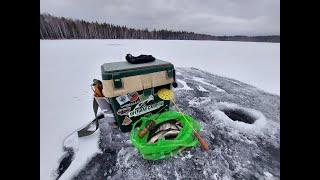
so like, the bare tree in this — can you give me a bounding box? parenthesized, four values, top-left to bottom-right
(40, 13, 280, 42)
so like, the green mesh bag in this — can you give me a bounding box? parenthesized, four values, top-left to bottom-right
(130, 110, 201, 160)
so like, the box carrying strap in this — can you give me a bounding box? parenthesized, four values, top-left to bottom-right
(77, 98, 102, 137)
(77, 79, 105, 137)
(62, 98, 104, 151)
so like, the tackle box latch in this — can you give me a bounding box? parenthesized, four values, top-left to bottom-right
(167, 69, 174, 78)
(112, 73, 123, 89)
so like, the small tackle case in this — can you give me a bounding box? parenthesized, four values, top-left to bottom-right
(101, 59, 177, 132)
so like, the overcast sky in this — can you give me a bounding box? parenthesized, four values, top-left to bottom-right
(40, 0, 279, 36)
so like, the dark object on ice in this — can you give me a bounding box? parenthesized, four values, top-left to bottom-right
(125, 54, 155, 64)
(77, 114, 104, 137)
(172, 68, 178, 88)
(56, 148, 74, 180)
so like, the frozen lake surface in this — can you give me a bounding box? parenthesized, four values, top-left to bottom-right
(40, 39, 279, 180)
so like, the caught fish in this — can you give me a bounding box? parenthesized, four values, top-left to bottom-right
(154, 121, 183, 133)
(147, 119, 184, 143)
(175, 124, 183, 130)
(163, 130, 180, 139)
(148, 131, 167, 143)
(148, 129, 181, 143)
(153, 122, 178, 135)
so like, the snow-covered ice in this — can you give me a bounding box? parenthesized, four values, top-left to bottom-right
(57, 68, 280, 179)
(176, 79, 193, 90)
(40, 39, 279, 180)
(198, 85, 209, 92)
(59, 130, 101, 180)
(192, 76, 226, 92)
(188, 97, 212, 107)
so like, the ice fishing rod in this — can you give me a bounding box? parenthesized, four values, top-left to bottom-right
(157, 88, 209, 151)
(171, 100, 209, 151)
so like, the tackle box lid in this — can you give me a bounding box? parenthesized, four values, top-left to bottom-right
(101, 59, 174, 80)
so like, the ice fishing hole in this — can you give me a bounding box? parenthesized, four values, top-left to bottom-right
(221, 109, 256, 124)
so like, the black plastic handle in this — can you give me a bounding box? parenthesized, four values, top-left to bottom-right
(172, 69, 178, 88)
(126, 54, 155, 64)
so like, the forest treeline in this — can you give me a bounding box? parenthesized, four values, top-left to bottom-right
(40, 14, 280, 42)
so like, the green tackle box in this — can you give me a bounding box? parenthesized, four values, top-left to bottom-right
(101, 59, 176, 132)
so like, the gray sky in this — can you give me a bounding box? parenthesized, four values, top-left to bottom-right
(40, 0, 279, 36)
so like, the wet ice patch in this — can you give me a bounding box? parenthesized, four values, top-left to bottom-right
(212, 102, 267, 132)
(192, 77, 226, 93)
